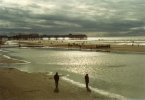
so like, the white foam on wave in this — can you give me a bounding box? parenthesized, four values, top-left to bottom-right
(3, 55, 11, 59)
(2, 55, 31, 64)
(0, 49, 10, 53)
(62, 76, 130, 100)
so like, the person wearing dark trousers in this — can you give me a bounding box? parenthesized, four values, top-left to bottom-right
(85, 74, 91, 92)
(54, 72, 59, 92)
(85, 74, 89, 89)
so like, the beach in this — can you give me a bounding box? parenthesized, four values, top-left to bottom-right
(0, 68, 114, 100)
(0, 0, 145, 99)
(0, 38, 145, 100)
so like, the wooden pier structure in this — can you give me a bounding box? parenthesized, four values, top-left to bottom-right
(0, 34, 87, 40)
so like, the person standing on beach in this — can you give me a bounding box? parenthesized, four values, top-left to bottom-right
(85, 74, 89, 89)
(54, 72, 59, 89)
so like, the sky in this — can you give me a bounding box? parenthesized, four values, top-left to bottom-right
(0, 0, 145, 36)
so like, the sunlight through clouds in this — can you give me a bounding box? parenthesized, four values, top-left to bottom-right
(0, 0, 145, 36)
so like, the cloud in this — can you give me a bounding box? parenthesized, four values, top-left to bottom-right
(0, 0, 145, 36)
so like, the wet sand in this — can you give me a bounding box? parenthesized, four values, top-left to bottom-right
(110, 44, 145, 52)
(0, 68, 115, 100)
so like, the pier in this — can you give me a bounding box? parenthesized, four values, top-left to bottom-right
(0, 34, 87, 41)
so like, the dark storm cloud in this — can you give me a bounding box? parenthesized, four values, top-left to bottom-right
(0, 0, 145, 36)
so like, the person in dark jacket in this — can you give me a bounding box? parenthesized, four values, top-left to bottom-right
(54, 72, 59, 89)
(85, 74, 89, 89)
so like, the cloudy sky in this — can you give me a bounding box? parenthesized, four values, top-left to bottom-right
(0, 0, 145, 36)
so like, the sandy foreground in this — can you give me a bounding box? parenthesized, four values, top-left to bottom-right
(0, 68, 115, 100)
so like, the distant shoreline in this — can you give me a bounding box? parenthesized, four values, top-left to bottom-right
(16, 39, 145, 53)
(1, 39, 145, 53)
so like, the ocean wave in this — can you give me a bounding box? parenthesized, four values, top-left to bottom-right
(0, 49, 10, 53)
(62, 76, 130, 100)
(3, 55, 11, 59)
(2, 54, 31, 64)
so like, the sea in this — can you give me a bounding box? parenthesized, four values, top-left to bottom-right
(0, 36, 145, 100)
